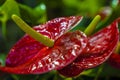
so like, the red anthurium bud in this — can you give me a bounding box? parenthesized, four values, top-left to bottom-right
(6, 16, 82, 67)
(58, 19, 119, 77)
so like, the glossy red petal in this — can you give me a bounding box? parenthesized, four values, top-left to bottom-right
(108, 18, 120, 69)
(58, 20, 119, 77)
(0, 31, 87, 74)
(6, 16, 83, 67)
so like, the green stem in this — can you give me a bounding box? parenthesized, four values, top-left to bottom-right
(94, 64, 104, 80)
(84, 15, 101, 36)
(1, 21, 7, 39)
(11, 74, 19, 80)
(12, 14, 54, 47)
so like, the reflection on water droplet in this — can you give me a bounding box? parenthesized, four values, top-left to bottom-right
(71, 49, 76, 56)
(60, 56, 65, 60)
(32, 64, 36, 71)
(53, 61, 60, 65)
(38, 62, 43, 68)
(88, 63, 93, 67)
(48, 63, 55, 70)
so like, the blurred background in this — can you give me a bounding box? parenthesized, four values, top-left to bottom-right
(0, 0, 120, 80)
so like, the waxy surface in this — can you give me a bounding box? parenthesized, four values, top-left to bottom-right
(0, 16, 119, 77)
(0, 16, 88, 74)
(0, 31, 87, 74)
(6, 16, 82, 67)
(108, 18, 120, 69)
(58, 20, 119, 77)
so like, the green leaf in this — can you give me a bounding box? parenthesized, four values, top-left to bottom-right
(19, 3, 47, 25)
(100, 63, 120, 77)
(96, 4, 120, 31)
(63, 0, 106, 16)
(71, 17, 92, 32)
(34, 3, 46, 15)
(18, 4, 36, 24)
(0, 53, 6, 66)
(0, 10, 7, 38)
(34, 3, 47, 23)
(0, 0, 20, 38)
(80, 63, 120, 77)
(1, 0, 20, 19)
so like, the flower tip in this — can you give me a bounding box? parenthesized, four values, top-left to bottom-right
(11, 14, 19, 22)
(84, 15, 101, 36)
(11, 14, 54, 47)
(96, 15, 101, 20)
(11, 14, 16, 19)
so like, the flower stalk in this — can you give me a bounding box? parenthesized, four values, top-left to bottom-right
(12, 14, 54, 47)
(84, 15, 101, 36)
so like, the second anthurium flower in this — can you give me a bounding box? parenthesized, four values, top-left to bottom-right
(58, 18, 119, 77)
(0, 15, 119, 77)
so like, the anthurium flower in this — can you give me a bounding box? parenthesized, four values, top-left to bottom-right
(0, 15, 88, 74)
(6, 16, 83, 67)
(58, 19, 119, 77)
(0, 15, 119, 78)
